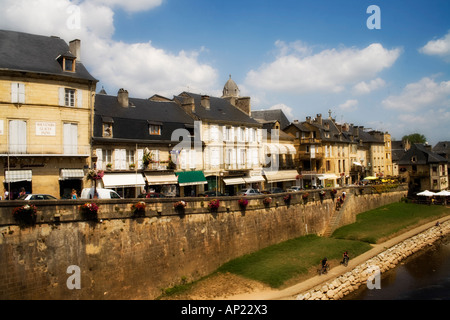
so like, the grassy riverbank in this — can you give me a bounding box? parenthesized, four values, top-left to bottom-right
(160, 202, 450, 297)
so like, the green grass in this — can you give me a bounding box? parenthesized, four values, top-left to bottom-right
(217, 235, 372, 288)
(161, 202, 449, 295)
(331, 202, 450, 243)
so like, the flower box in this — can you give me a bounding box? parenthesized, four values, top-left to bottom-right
(131, 201, 146, 216)
(13, 204, 37, 226)
(80, 202, 99, 220)
(208, 199, 220, 211)
(238, 198, 249, 208)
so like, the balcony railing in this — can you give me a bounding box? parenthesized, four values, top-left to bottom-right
(0, 144, 91, 156)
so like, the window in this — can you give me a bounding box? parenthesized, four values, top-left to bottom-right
(65, 89, 75, 107)
(103, 123, 113, 137)
(59, 88, 82, 107)
(11, 83, 25, 104)
(126, 150, 135, 167)
(9, 120, 27, 153)
(64, 58, 75, 72)
(149, 125, 161, 135)
(63, 123, 78, 154)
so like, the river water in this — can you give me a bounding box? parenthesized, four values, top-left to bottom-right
(344, 234, 450, 300)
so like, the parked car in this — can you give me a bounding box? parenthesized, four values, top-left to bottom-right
(237, 188, 262, 196)
(199, 191, 227, 197)
(261, 187, 285, 194)
(17, 194, 57, 200)
(80, 188, 121, 199)
(287, 186, 303, 192)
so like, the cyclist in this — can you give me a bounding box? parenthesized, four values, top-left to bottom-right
(341, 251, 349, 266)
(321, 257, 329, 274)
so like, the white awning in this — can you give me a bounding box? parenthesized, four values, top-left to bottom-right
(223, 177, 245, 185)
(243, 176, 265, 183)
(353, 162, 362, 166)
(145, 173, 178, 185)
(264, 170, 298, 183)
(285, 144, 297, 154)
(60, 169, 85, 180)
(277, 145, 288, 154)
(318, 174, 339, 180)
(102, 173, 146, 188)
(264, 143, 279, 154)
(5, 170, 32, 183)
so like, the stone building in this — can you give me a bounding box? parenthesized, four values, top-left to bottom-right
(92, 89, 201, 198)
(284, 112, 393, 188)
(0, 30, 97, 198)
(398, 143, 448, 194)
(173, 77, 265, 195)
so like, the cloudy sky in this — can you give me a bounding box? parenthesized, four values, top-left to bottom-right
(1, 0, 449, 144)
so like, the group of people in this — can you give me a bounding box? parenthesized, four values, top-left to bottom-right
(335, 191, 346, 210)
(320, 251, 350, 275)
(2, 187, 26, 200)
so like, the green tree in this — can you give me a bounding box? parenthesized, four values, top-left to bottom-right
(402, 133, 427, 144)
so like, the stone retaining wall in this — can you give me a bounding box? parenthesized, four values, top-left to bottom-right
(296, 219, 450, 300)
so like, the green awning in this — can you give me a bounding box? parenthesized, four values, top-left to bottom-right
(176, 171, 207, 186)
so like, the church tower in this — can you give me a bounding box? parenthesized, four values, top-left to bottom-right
(222, 75, 240, 98)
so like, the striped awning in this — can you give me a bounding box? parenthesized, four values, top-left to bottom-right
(102, 173, 146, 188)
(5, 170, 32, 183)
(60, 169, 85, 180)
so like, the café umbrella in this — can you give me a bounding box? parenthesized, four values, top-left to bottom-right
(417, 190, 436, 197)
(435, 190, 450, 196)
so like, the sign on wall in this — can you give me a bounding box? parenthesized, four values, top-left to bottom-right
(35, 121, 56, 136)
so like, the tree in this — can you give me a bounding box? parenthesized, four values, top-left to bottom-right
(402, 133, 427, 144)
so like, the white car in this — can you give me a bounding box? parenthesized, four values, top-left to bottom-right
(80, 188, 121, 199)
(17, 194, 57, 200)
(287, 186, 302, 192)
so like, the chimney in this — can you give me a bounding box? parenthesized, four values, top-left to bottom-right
(306, 116, 312, 124)
(182, 96, 195, 114)
(293, 120, 299, 124)
(236, 97, 251, 116)
(117, 88, 129, 107)
(316, 114, 322, 125)
(201, 95, 210, 110)
(69, 39, 81, 61)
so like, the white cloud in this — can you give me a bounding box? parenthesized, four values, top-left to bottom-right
(353, 78, 386, 95)
(245, 42, 401, 94)
(338, 99, 358, 111)
(0, 0, 218, 98)
(420, 30, 450, 61)
(382, 77, 450, 112)
(269, 103, 294, 119)
(86, 0, 162, 12)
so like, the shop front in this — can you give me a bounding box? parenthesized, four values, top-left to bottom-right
(263, 169, 299, 190)
(4, 170, 32, 199)
(102, 172, 146, 198)
(176, 171, 207, 197)
(145, 172, 178, 197)
(59, 169, 85, 199)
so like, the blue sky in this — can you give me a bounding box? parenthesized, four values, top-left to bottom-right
(1, 0, 450, 144)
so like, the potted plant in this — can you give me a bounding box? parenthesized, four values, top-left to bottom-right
(283, 194, 292, 204)
(106, 163, 112, 170)
(85, 169, 104, 198)
(208, 199, 220, 211)
(302, 192, 309, 203)
(142, 148, 153, 168)
(174, 200, 187, 213)
(13, 204, 37, 226)
(238, 198, 248, 209)
(131, 201, 146, 217)
(80, 202, 99, 221)
(263, 197, 272, 206)
(129, 163, 136, 170)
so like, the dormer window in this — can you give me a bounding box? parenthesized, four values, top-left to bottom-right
(64, 57, 75, 72)
(148, 120, 162, 136)
(102, 117, 114, 138)
(56, 52, 76, 73)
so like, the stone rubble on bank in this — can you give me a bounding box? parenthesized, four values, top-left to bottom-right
(296, 219, 450, 300)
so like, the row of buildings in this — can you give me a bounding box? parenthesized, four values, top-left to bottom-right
(1, 30, 448, 199)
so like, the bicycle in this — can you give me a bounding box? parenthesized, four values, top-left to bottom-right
(317, 263, 330, 275)
(340, 256, 349, 267)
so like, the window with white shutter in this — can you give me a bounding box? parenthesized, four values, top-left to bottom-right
(63, 123, 78, 154)
(11, 83, 25, 104)
(114, 149, 126, 170)
(9, 120, 27, 153)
